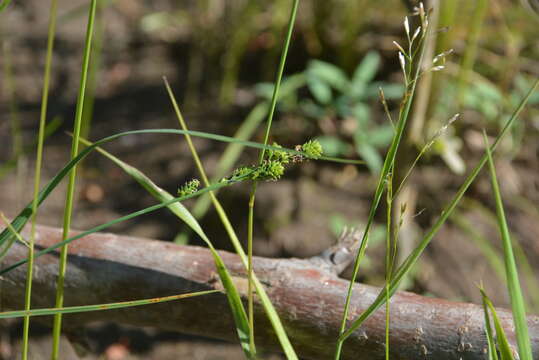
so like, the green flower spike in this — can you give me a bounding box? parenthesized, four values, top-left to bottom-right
(178, 178, 200, 197)
(301, 140, 323, 159)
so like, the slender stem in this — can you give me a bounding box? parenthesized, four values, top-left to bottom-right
(247, 184, 257, 354)
(246, 0, 299, 354)
(23, 0, 58, 358)
(385, 172, 393, 360)
(51, 1, 98, 357)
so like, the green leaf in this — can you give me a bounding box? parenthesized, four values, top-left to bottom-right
(351, 51, 380, 99)
(315, 136, 349, 157)
(355, 140, 382, 174)
(0, 290, 217, 319)
(254, 73, 306, 102)
(307, 76, 333, 105)
(367, 125, 394, 148)
(307, 59, 350, 92)
(351, 103, 370, 126)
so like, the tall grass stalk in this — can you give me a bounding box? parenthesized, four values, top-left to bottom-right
(384, 172, 393, 360)
(80, 0, 104, 145)
(23, 0, 59, 357)
(484, 132, 532, 359)
(246, 0, 298, 354)
(51, 0, 97, 357)
(334, 9, 429, 358)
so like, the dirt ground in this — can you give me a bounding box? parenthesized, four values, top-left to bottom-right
(1, 1, 539, 359)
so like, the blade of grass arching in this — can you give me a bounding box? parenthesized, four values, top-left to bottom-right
(0, 128, 359, 254)
(0, 179, 245, 276)
(69, 136, 255, 357)
(52, 0, 98, 357)
(334, 17, 429, 359)
(484, 131, 532, 360)
(339, 79, 539, 342)
(76, 136, 211, 239)
(0, 290, 218, 319)
(481, 288, 516, 360)
(23, 0, 59, 357)
(481, 285, 500, 360)
(246, 0, 299, 355)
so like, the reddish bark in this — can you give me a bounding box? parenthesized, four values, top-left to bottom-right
(1, 224, 538, 359)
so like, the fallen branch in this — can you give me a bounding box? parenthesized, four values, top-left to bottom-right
(1, 224, 538, 359)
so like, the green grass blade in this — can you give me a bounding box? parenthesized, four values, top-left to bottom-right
(339, 79, 539, 342)
(24, 0, 59, 356)
(481, 289, 516, 360)
(481, 286, 500, 360)
(0, 128, 359, 253)
(0, 290, 217, 319)
(484, 131, 532, 360)
(77, 136, 207, 239)
(76, 136, 253, 357)
(52, 1, 98, 355)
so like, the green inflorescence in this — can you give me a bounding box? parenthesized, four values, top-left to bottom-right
(177, 178, 200, 197)
(222, 139, 323, 183)
(301, 139, 323, 159)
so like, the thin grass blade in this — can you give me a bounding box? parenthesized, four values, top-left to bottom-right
(0, 290, 217, 319)
(484, 131, 532, 360)
(0, 290, 219, 319)
(481, 289, 516, 360)
(481, 286, 500, 360)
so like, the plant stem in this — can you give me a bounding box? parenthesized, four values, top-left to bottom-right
(244, 0, 298, 354)
(23, 0, 58, 358)
(51, 1, 97, 357)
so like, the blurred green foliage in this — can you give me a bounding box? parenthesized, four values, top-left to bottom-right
(255, 52, 404, 173)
